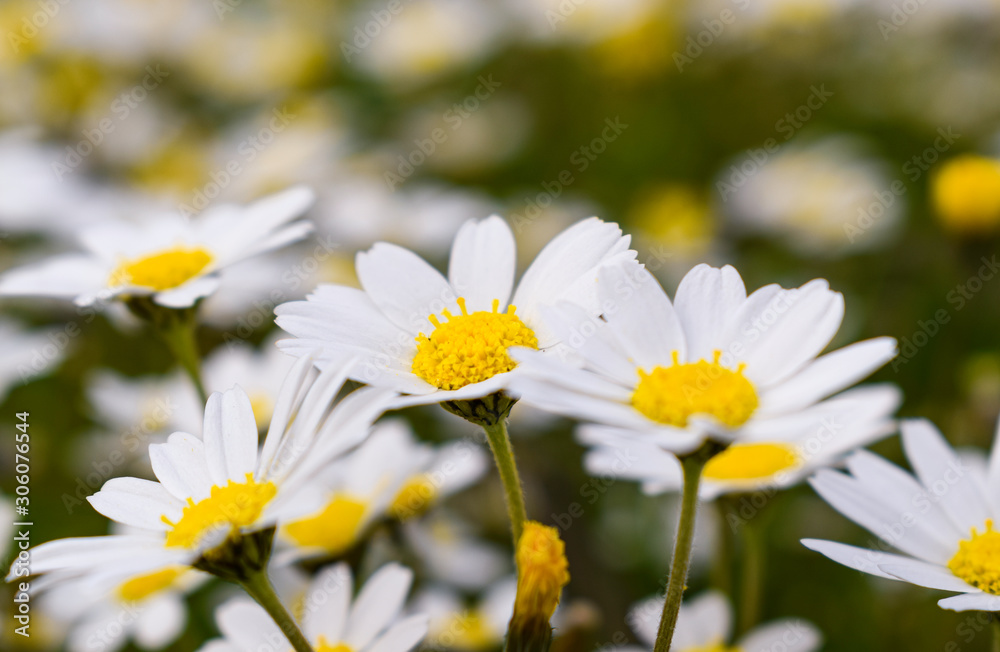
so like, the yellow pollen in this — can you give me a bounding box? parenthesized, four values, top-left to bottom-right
(110, 246, 213, 291)
(388, 475, 438, 521)
(703, 443, 801, 483)
(161, 474, 276, 549)
(315, 637, 354, 652)
(949, 520, 1000, 594)
(932, 155, 1000, 234)
(116, 566, 185, 603)
(432, 611, 495, 650)
(513, 521, 570, 622)
(411, 298, 539, 391)
(282, 494, 367, 554)
(632, 351, 758, 428)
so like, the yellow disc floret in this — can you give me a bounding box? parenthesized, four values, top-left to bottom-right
(162, 474, 276, 549)
(412, 298, 539, 391)
(513, 521, 570, 622)
(632, 351, 758, 428)
(932, 155, 1000, 234)
(282, 494, 367, 554)
(949, 520, 1000, 594)
(703, 443, 800, 483)
(116, 567, 186, 602)
(315, 638, 354, 652)
(431, 611, 495, 650)
(685, 644, 741, 652)
(110, 246, 214, 291)
(388, 475, 438, 521)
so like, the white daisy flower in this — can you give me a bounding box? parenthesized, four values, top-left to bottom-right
(198, 563, 428, 652)
(508, 262, 899, 463)
(275, 215, 636, 408)
(276, 419, 488, 561)
(37, 564, 207, 652)
(13, 355, 395, 582)
(803, 417, 1000, 612)
(201, 336, 298, 431)
(413, 578, 516, 651)
(86, 369, 202, 441)
(0, 319, 70, 402)
(615, 591, 821, 652)
(0, 186, 314, 309)
(403, 512, 509, 591)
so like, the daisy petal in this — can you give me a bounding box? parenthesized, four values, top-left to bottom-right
(149, 432, 213, 502)
(448, 215, 515, 312)
(878, 561, 975, 592)
(672, 264, 746, 362)
(800, 538, 915, 581)
(366, 615, 429, 652)
(938, 592, 1000, 612)
(345, 563, 414, 649)
(737, 620, 822, 652)
(599, 263, 685, 369)
(87, 478, 182, 530)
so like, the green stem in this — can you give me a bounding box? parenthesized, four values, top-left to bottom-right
(483, 419, 528, 546)
(738, 515, 765, 635)
(653, 445, 716, 652)
(160, 312, 208, 404)
(239, 568, 315, 652)
(992, 617, 1000, 652)
(711, 497, 736, 597)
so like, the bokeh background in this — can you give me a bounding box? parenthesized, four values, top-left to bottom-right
(3, 0, 1000, 650)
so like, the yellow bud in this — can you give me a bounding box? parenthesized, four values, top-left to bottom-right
(513, 522, 570, 622)
(932, 155, 1000, 234)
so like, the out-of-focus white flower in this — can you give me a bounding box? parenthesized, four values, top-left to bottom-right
(0, 320, 70, 402)
(37, 565, 207, 652)
(413, 578, 516, 651)
(348, 0, 507, 88)
(0, 187, 315, 309)
(721, 138, 904, 257)
(0, 495, 12, 567)
(198, 563, 427, 652)
(804, 417, 1000, 612)
(201, 337, 298, 431)
(613, 591, 821, 652)
(277, 216, 635, 407)
(87, 370, 201, 440)
(404, 513, 509, 591)
(511, 262, 899, 458)
(13, 357, 394, 582)
(504, 0, 662, 45)
(277, 419, 488, 561)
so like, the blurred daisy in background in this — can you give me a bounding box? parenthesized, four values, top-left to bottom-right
(721, 138, 904, 258)
(614, 590, 821, 652)
(0, 187, 314, 309)
(413, 577, 516, 651)
(276, 215, 635, 407)
(403, 512, 509, 591)
(511, 262, 898, 456)
(0, 319, 70, 402)
(278, 419, 488, 561)
(930, 153, 1000, 235)
(804, 417, 1000, 611)
(199, 563, 427, 652)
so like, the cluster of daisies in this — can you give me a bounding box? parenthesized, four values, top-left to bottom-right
(3, 186, 998, 652)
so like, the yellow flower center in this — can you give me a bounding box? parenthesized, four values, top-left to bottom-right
(432, 611, 495, 650)
(282, 494, 367, 555)
(388, 475, 438, 521)
(513, 521, 570, 622)
(703, 443, 801, 483)
(949, 519, 1000, 594)
(412, 298, 539, 391)
(315, 638, 354, 652)
(684, 644, 741, 652)
(632, 351, 758, 428)
(249, 392, 274, 432)
(162, 474, 277, 549)
(110, 246, 214, 291)
(932, 155, 1000, 233)
(116, 566, 185, 602)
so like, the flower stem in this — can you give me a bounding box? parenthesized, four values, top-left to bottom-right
(159, 309, 208, 404)
(239, 568, 315, 652)
(652, 443, 720, 652)
(483, 418, 528, 546)
(992, 616, 1000, 652)
(738, 515, 765, 634)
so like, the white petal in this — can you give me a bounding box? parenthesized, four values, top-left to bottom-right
(987, 415, 1000, 515)
(356, 243, 458, 334)
(0, 254, 108, 299)
(672, 264, 747, 363)
(304, 564, 353, 644)
(510, 347, 633, 401)
(134, 594, 186, 648)
(902, 419, 993, 536)
(448, 215, 515, 312)
(937, 592, 1000, 611)
(738, 620, 822, 652)
(366, 615, 429, 652)
(800, 539, 915, 581)
(878, 561, 975, 592)
(203, 386, 259, 485)
(671, 591, 731, 650)
(599, 263, 685, 369)
(216, 599, 287, 649)
(149, 432, 213, 502)
(345, 564, 414, 649)
(87, 478, 182, 530)
(153, 275, 223, 308)
(536, 303, 636, 386)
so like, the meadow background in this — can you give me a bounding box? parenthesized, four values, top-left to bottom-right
(2, 0, 1000, 650)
